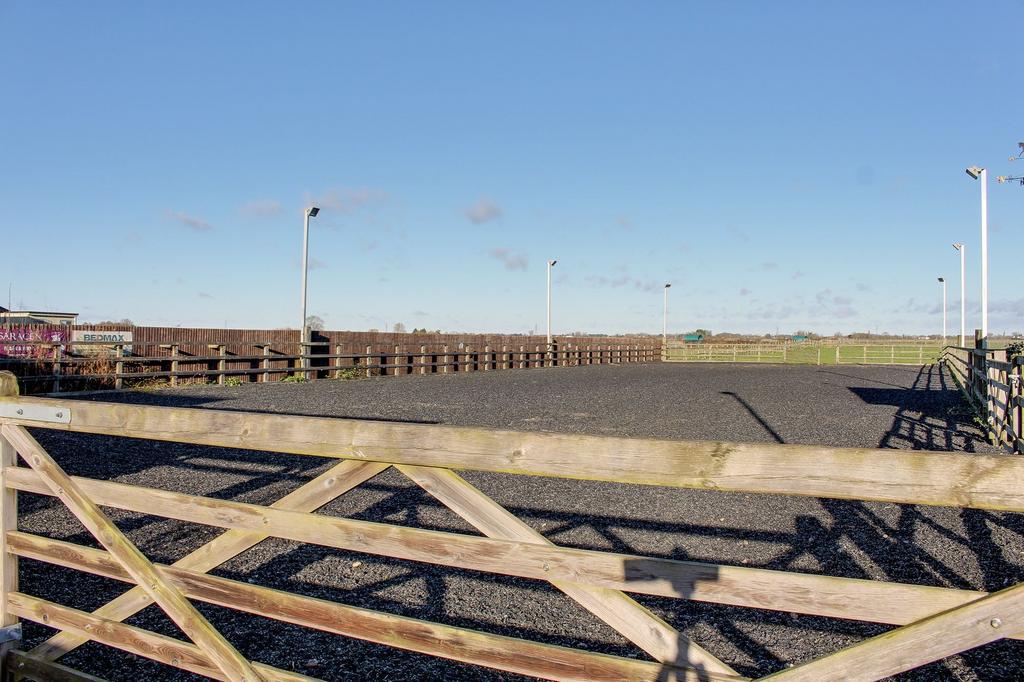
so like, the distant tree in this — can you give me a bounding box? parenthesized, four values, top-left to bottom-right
(95, 318, 134, 326)
(393, 322, 407, 333)
(305, 315, 325, 331)
(695, 328, 712, 337)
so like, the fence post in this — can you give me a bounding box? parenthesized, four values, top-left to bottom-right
(0, 374, 20, 674)
(51, 343, 62, 393)
(393, 345, 401, 377)
(817, 346, 821, 366)
(365, 345, 373, 378)
(1014, 357, 1023, 453)
(420, 345, 428, 375)
(442, 345, 449, 374)
(501, 345, 508, 370)
(484, 345, 491, 371)
(863, 345, 867, 365)
(333, 344, 343, 379)
(919, 346, 923, 364)
(208, 344, 226, 385)
(258, 344, 271, 383)
(171, 344, 181, 386)
(114, 344, 124, 390)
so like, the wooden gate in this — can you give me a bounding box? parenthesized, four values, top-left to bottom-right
(0, 372, 1021, 681)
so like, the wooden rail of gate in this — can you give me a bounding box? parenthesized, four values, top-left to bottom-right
(0, 372, 1021, 681)
(942, 345, 1024, 454)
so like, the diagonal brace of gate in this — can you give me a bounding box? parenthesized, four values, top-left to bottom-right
(2, 424, 262, 682)
(397, 464, 740, 678)
(31, 457, 389, 662)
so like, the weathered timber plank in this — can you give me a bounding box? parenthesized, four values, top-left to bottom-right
(398, 464, 739, 675)
(764, 580, 1024, 681)
(6, 593, 314, 682)
(5, 536, 736, 682)
(5, 650, 107, 682)
(2, 395, 1021, 510)
(4, 469, 1005, 631)
(1, 426, 260, 682)
(32, 460, 388, 661)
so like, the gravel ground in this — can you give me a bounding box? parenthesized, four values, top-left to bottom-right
(14, 362, 1023, 681)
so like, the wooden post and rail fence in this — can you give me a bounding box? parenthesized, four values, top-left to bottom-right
(664, 340, 943, 365)
(0, 371, 1021, 680)
(940, 335, 1023, 455)
(0, 338, 659, 395)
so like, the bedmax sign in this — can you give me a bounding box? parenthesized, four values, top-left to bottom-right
(70, 330, 133, 354)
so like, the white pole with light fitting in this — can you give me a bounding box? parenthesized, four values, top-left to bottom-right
(663, 283, 671, 359)
(546, 260, 557, 364)
(937, 277, 946, 343)
(952, 243, 965, 346)
(965, 166, 987, 342)
(300, 206, 320, 373)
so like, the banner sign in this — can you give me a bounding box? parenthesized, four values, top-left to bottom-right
(71, 330, 133, 355)
(0, 327, 67, 357)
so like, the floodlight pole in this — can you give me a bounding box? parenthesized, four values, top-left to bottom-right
(546, 259, 557, 353)
(300, 206, 319, 371)
(662, 284, 671, 358)
(953, 243, 965, 346)
(980, 170, 988, 343)
(938, 277, 946, 343)
(966, 167, 988, 342)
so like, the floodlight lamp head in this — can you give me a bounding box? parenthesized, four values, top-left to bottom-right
(952, 242, 963, 250)
(306, 206, 320, 217)
(965, 166, 984, 180)
(548, 259, 557, 267)
(664, 283, 671, 289)
(938, 277, 945, 283)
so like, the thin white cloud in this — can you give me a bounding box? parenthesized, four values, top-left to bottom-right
(489, 247, 528, 271)
(586, 273, 660, 293)
(166, 210, 212, 231)
(240, 200, 282, 218)
(466, 198, 503, 224)
(305, 187, 387, 213)
(739, 288, 752, 296)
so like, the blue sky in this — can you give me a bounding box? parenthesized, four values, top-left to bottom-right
(2, 2, 1021, 335)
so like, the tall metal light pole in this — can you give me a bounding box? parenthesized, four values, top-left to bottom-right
(952, 243, 965, 346)
(546, 259, 557, 348)
(300, 206, 320, 370)
(662, 283, 671, 357)
(937, 277, 946, 343)
(965, 166, 987, 341)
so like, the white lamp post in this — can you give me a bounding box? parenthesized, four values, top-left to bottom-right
(965, 166, 987, 342)
(662, 283, 671, 357)
(546, 259, 557, 351)
(952, 243, 965, 346)
(300, 206, 320, 370)
(937, 277, 946, 343)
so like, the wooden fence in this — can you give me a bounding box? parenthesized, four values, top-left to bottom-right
(941, 344, 1023, 454)
(665, 342, 941, 365)
(0, 338, 658, 394)
(0, 372, 1021, 680)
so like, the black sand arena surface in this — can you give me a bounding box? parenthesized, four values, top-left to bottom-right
(15, 363, 1023, 680)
